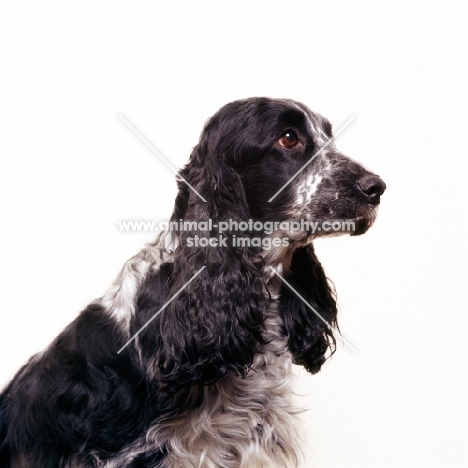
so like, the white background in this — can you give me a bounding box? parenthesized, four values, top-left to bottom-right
(0, 1, 467, 467)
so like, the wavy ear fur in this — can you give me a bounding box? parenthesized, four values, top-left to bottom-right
(155, 125, 267, 387)
(279, 244, 338, 374)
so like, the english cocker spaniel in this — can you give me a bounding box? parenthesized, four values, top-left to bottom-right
(0, 97, 385, 467)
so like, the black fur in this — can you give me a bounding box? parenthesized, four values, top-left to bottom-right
(0, 304, 154, 466)
(279, 245, 338, 374)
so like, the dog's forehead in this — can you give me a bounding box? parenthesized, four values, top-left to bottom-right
(286, 101, 331, 140)
(214, 98, 333, 145)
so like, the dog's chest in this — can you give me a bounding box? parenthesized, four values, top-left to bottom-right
(143, 303, 302, 468)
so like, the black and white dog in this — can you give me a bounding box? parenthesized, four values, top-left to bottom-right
(0, 98, 385, 467)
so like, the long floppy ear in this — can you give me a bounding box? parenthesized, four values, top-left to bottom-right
(155, 135, 266, 386)
(279, 244, 338, 374)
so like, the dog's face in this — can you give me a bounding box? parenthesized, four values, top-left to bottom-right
(208, 98, 387, 239)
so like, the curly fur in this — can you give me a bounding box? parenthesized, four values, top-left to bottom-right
(0, 97, 385, 467)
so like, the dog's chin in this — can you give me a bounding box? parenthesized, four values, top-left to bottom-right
(350, 218, 373, 236)
(350, 207, 379, 236)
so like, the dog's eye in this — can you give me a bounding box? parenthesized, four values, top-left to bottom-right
(278, 130, 298, 149)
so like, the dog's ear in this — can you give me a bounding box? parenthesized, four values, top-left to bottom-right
(279, 244, 338, 374)
(155, 124, 266, 387)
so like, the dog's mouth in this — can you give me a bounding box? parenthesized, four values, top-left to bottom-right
(334, 174, 386, 236)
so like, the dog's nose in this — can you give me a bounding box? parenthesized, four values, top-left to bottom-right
(357, 175, 386, 205)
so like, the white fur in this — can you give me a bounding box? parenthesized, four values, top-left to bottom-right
(295, 174, 323, 206)
(101, 231, 176, 333)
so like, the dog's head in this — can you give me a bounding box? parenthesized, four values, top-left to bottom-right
(156, 98, 385, 383)
(174, 97, 385, 238)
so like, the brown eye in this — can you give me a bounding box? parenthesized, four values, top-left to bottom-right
(278, 130, 298, 149)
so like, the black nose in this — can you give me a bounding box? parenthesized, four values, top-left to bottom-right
(357, 175, 386, 205)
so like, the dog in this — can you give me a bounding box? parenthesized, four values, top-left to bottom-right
(0, 97, 385, 467)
